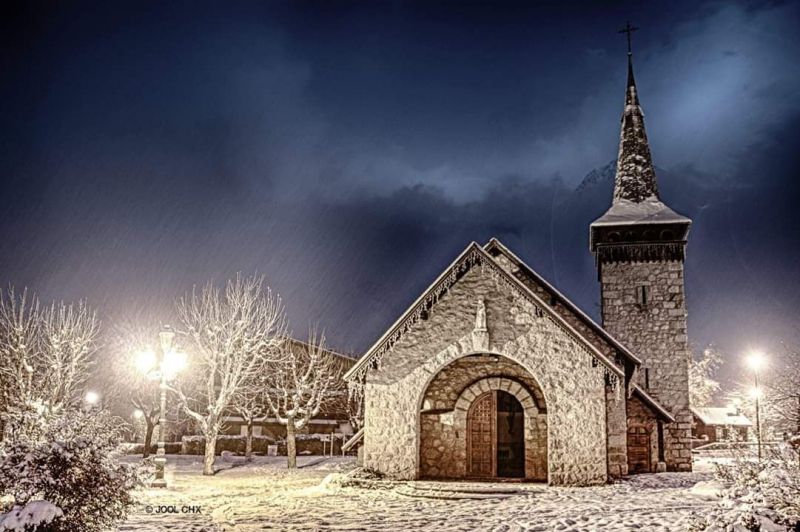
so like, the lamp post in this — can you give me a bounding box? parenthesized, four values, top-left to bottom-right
(136, 325, 186, 488)
(746, 352, 766, 461)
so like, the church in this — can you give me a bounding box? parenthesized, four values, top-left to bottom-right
(344, 45, 693, 486)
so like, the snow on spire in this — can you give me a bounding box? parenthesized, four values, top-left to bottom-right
(613, 25, 659, 204)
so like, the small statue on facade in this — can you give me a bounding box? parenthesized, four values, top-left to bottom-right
(472, 297, 489, 351)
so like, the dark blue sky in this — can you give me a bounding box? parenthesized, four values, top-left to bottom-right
(2, 1, 798, 383)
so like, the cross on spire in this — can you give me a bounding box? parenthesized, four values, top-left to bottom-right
(618, 21, 639, 55)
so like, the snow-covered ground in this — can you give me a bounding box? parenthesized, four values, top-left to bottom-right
(118, 455, 727, 531)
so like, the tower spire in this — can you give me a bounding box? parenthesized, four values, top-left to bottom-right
(613, 22, 658, 203)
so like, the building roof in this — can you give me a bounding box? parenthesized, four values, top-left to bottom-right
(591, 50, 690, 230)
(691, 407, 752, 427)
(612, 52, 659, 204)
(592, 197, 691, 227)
(344, 240, 632, 382)
(632, 385, 676, 423)
(284, 336, 357, 365)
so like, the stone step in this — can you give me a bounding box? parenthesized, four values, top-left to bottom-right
(396, 482, 529, 500)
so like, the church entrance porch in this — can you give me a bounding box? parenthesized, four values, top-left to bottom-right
(419, 354, 547, 481)
(467, 390, 525, 478)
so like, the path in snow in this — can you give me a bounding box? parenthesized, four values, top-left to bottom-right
(118, 455, 718, 531)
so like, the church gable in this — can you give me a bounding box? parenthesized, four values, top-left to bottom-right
(354, 242, 615, 484)
(345, 241, 625, 386)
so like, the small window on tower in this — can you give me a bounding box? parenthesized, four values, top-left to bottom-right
(636, 285, 649, 308)
(644, 368, 650, 389)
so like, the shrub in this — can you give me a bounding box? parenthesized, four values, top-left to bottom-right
(0, 410, 142, 532)
(690, 443, 800, 531)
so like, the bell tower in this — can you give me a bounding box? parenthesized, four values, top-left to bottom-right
(590, 26, 693, 472)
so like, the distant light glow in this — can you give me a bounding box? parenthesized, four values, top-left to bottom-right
(749, 386, 762, 399)
(136, 349, 157, 374)
(85, 390, 100, 405)
(133, 409, 144, 419)
(746, 351, 766, 372)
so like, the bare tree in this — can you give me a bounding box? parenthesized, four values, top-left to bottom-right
(233, 387, 267, 462)
(689, 346, 723, 407)
(171, 274, 286, 475)
(263, 330, 340, 469)
(765, 347, 800, 437)
(0, 287, 99, 441)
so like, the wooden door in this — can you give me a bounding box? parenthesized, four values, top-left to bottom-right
(627, 425, 651, 473)
(468, 391, 496, 477)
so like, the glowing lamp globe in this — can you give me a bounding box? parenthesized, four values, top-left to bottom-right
(136, 349, 157, 374)
(746, 351, 766, 372)
(85, 391, 100, 405)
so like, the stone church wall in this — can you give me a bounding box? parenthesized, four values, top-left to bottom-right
(362, 265, 610, 486)
(605, 385, 628, 477)
(600, 260, 692, 471)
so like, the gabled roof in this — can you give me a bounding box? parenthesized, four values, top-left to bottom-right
(344, 240, 626, 382)
(484, 238, 642, 370)
(283, 336, 357, 364)
(691, 407, 752, 427)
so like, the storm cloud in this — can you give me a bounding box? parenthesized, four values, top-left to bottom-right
(1, 0, 798, 383)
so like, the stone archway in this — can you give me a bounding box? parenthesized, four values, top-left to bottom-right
(455, 377, 545, 480)
(418, 356, 548, 481)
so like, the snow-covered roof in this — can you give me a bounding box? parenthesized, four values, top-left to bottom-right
(691, 407, 752, 427)
(344, 240, 628, 382)
(591, 197, 691, 227)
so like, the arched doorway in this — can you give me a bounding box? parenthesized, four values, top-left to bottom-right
(418, 356, 547, 481)
(467, 390, 525, 478)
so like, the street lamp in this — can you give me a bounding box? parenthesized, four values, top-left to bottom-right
(136, 325, 186, 488)
(746, 351, 766, 460)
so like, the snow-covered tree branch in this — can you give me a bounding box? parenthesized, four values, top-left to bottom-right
(767, 347, 800, 437)
(689, 346, 723, 408)
(0, 287, 99, 442)
(263, 329, 340, 469)
(172, 274, 287, 475)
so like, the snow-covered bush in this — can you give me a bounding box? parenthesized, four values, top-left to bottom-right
(690, 444, 800, 531)
(0, 500, 63, 532)
(0, 410, 142, 532)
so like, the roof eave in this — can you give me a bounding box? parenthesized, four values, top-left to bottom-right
(632, 385, 676, 423)
(344, 241, 485, 381)
(346, 240, 627, 382)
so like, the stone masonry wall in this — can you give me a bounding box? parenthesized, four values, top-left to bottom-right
(363, 264, 609, 486)
(419, 357, 548, 480)
(600, 260, 692, 471)
(605, 385, 628, 477)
